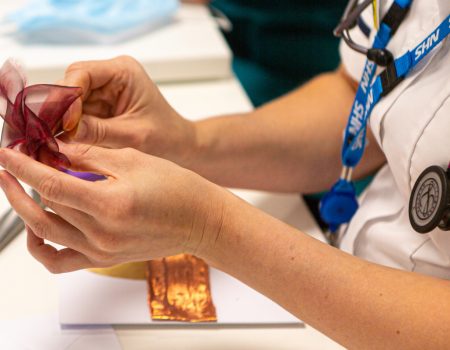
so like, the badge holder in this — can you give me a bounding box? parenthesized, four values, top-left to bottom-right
(409, 165, 450, 234)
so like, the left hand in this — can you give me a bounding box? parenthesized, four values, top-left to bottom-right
(0, 143, 227, 273)
(58, 56, 196, 165)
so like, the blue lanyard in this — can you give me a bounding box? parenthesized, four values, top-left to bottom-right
(320, 6, 449, 232)
(347, 14, 449, 168)
(341, 0, 414, 169)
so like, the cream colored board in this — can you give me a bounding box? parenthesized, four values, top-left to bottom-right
(159, 78, 253, 120)
(0, 3, 232, 84)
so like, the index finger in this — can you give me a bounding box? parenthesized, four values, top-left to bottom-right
(0, 148, 102, 213)
(59, 57, 128, 131)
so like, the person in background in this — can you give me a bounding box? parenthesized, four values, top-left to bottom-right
(185, 0, 370, 225)
(186, 0, 347, 107)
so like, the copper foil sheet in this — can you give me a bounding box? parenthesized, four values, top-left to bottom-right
(147, 254, 217, 322)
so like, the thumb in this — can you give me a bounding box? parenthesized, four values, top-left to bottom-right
(64, 114, 134, 149)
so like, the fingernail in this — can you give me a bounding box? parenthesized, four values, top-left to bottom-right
(62, 116, 74, 132)
(63, 99, 81, 131)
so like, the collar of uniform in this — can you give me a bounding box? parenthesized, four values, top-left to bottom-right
(339, 0, 444, 88)
(384, 0, 444, 59)
(367, 0, 444, 145)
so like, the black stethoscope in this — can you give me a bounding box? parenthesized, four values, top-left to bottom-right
(334, 0, 394, 66)
(334, 0, 450, 234)
(409, 166, 450, 234)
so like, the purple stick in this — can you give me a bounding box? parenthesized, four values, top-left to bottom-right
(64, 169, 106, 182)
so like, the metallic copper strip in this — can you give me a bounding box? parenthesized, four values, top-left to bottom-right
(147, 254, 217, 322)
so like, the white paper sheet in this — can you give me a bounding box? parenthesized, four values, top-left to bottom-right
(59, 268, 299, 326)
(0, 314, 122, 350)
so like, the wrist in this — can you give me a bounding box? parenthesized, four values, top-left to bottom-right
(146, 108, 198, 168)
(178, 113, 248, 176)
(171, 116, 198, 167)
(176, 119, 207, 172)
(181, 179, 234, 260)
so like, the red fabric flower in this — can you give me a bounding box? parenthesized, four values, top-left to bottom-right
(0, 60, 81, 169)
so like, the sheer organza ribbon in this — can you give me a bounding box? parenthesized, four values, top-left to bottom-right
(0, 59, 81, 169)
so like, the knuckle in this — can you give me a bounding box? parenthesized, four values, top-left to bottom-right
(121, 147, 138, 161)
(46, 261, 63, 274)
(66, 62, 84, 73)
(26, 240, 37, 256)
(31, 219, 49, 240)
(92, 119, 107, 145)
(116, 55, 138, 66)
(115, 56, 146, 77)
(39, 175, 63, 202)
(90, 248, 113, 264)
(93, 233, 119, 253)
(11, 157, 27, 179)
(110, 192, 135, 221)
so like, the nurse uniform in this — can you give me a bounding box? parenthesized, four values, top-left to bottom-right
(339, 0, 450, 278)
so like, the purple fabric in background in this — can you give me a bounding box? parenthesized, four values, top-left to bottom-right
(0, 59, 82, 169)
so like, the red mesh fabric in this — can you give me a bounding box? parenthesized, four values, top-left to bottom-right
(0, 60, 82, 169)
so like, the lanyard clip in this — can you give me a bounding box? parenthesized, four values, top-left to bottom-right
(320, 166, 359, 233)
(380, 60, 404, 97)
(340, 166, 354, 182)
(367, 48, 393, 66)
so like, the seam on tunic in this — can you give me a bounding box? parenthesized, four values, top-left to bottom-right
(410, 238, 432, 272)
(378, 39, 447, 148)
(378, 14, 443, 148)
(408, 94, 450, 191)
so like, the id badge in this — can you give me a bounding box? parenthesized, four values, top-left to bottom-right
(372, 0, 381, 30)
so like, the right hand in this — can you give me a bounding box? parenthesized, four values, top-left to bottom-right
(60, 56, 196, 164)
(0, 143, 229, 272)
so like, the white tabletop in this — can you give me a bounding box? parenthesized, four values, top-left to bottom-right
(0, 2, 232, 84)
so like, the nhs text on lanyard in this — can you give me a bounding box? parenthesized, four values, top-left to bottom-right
(320, 13, 450, 233)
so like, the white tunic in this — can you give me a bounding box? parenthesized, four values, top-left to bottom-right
(339, 0, 450, 278)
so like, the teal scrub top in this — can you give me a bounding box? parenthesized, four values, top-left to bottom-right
(211, 0, 348, 107)
(210, 0, 372, 209)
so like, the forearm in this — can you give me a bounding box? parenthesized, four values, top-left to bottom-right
(185, 68, 385, 193)
(195, 191, 450, 349)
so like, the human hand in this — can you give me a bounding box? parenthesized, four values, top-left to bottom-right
(0, 143, 226, 273)
(60, 56, 196, 165)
